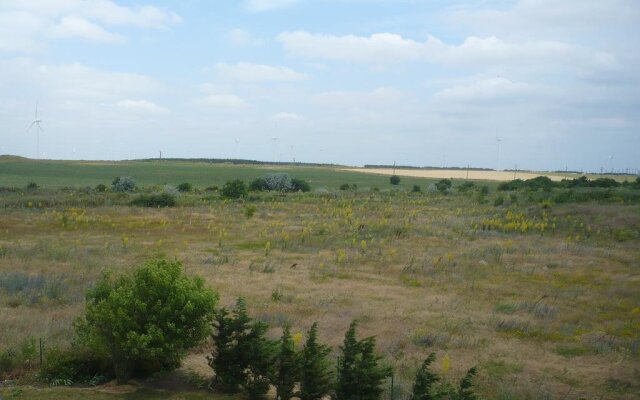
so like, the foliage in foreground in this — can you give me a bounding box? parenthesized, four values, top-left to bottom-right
(75, 259, 218, 383)
(221, 179, 248, 199)
(130, 192, 176, 207)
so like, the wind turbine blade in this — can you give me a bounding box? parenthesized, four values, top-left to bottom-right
(26, 121, 35, 131)
(37, 124, 44, 132)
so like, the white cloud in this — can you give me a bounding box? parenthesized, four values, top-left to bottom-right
(278, 31, 612, 69)
(245, 0, 298, 13)
(0, 1, 181, 51)
(115, 99, 168, 113)
(215, 62, 309, 82)
(50, 16, 125, 44)
(434, 78, 549, 104)
(271, 112, 304, 122)
(198, 94, 249, 108)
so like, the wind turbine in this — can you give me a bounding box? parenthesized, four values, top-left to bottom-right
(234, 138, 240, 160)
(27, 103, 44, 159)
(496, 136, 503, 171)
(608, 155, 614, 173)
(270, 137, 279, 163)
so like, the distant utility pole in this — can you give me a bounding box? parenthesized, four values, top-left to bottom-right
(466, 164, 470, 179)
(159, 150, 162, 160)
(393, 161, 396, 175)
(514, 164, 517, 180)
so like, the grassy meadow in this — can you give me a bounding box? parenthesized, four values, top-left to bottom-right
(0, 157, 639, 399)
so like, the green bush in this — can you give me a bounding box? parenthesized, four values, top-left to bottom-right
(26, 182, 39, 190)
(111, 176, 136, 192)
(412, 185, 421, 193)
(177, 182, 193, 192)
(75, 259, 218, 384)
(390, 175, 401, 185)
(292, 178, 311, 192)
(95, 184, 107, 193)
(39, 346, 110, 386)
(339, 183, 351, 191)
(130, 192, 176, 207)
(222, 179, 248, 199)
(435, 179, 452, 193)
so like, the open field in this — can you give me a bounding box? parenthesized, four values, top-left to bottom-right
(344, 168, 631, 182)
(0, 157, 437, 190)
(1, 159, 639, 399)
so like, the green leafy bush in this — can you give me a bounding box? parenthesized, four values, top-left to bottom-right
(435, 179, 452, 193)
(177, 182, 193, 192)
(95, 184, 107, 193)
(222, 179, 248, 199)
(292, 177, 311, 192)
(130, 192, 176, 207)
(390, 175, 401, 185)
(39, 346, 110, 385)
(75, 259, 218, 384)
(26, 182, 39, 190)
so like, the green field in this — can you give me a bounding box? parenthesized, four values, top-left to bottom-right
(1, 157, 639, 400)
(0, 156, 439, 190)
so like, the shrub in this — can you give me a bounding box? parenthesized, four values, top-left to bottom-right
(222, 179, 248, 199)
(292, 178, 311, 192)
(111, 176, 136, 192)
(39, 346, 110, 385)
(390, 175, 401, 185)
(130, 192, 176, 207)
(340, 183, 351, 191)
(264, 173, 293, 191)
(177, 182, 193, 192)
(458, 182, 475, 192)
(245, 205, 257, 219)
(435, 179, 452, 193)
(75, 259, 218, 384)
(250, 178, 268, 191)
(493, 195, 504, 207)
(95, 184, 107, 193)
(412, 185, 421, 193)
(205, 186, 219, 192)
(26, 182, 39, 190)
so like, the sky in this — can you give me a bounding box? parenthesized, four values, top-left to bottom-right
(0, 0, 639, 172)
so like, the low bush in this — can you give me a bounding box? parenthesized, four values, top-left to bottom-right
(412, 185, 421, 193)
(292, 177, 311, 192)
(26, 182, 39, 190)
(94, 184, 107, 193)
(435, 179, 452, 193)
(390, 175, 401, 185)
(112, 176, 136, 192)
(177, 182, 193, 192)
(39, 346, 111, 386)
(130, 192, 176, 207)
(222, 179, 248, 199)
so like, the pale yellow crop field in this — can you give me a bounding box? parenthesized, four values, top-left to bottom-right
(343, 168, 569, 182)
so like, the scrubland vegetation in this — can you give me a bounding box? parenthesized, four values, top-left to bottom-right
(0, 159, 639, 399)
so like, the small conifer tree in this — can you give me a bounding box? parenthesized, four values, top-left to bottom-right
(457, 367, 478, 400)
(273, 326, 300, 400)
(300, 323, 333, 400)
(410, 353, 439, 400)
(335, 321, 392, 400)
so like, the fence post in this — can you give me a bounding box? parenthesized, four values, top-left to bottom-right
(390, 373, 394, 400)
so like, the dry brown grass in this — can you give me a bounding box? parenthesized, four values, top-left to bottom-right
(1, 193, 639, 399)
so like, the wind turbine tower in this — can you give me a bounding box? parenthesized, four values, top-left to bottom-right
(496, 136, 503, 171)
(27, 103, 44, 159)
